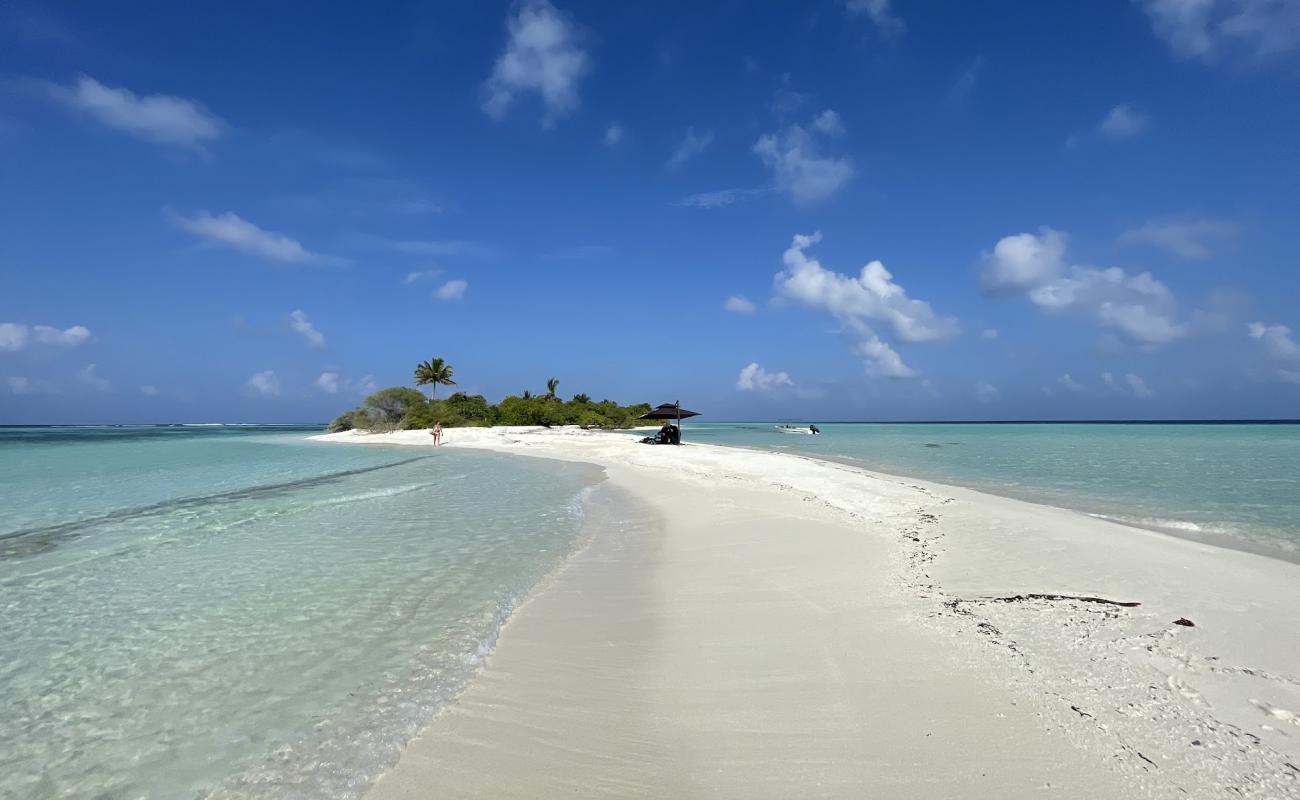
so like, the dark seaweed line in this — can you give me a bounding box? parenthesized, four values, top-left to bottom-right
(0, 456, 431, 543)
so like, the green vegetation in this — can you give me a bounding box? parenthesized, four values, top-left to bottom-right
(413, 357, 456, 399)
(326, 358, 651, 433)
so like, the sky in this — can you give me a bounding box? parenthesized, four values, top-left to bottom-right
(2, 0, 1299, 424)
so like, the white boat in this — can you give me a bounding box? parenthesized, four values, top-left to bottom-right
(775, 425, 820, 435)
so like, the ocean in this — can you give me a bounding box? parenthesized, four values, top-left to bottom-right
(682, 422, 1300, 558)
(0, 425, 600, 799)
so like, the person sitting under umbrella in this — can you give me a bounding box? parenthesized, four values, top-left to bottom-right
(637, 402, 697, 445)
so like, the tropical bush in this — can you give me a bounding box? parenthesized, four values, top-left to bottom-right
(323, 358, 650, 433)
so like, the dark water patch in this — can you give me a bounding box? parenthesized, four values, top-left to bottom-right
(0, 456, 430, 559)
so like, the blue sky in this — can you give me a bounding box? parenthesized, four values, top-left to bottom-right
(2, 0, 1299, 423)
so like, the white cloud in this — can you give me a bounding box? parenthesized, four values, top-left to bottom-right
(1126, 373, 1154, 398)
(736, 362, 794, 391)
(754, 112, 854, 204)
(843, 0, 906, 36)
(172, 210, 330, 264)
(403, 269, 442, 285)
(604, 123, 624, 146)
(1059, 373, 1086, 392)
(79, 363, 111, 392)
(1101, 371, 1155, 398)
(1248, 321, 1300, 360)
(0, 322, 92, 352)
(7, 376, 30, 395)
(982, 228, 1188, 346)
(857, 336, 917, 378)
(667, 126, 713, 168)
(1099, 103, 1148, 139)
(981, 227, 1067, 294)
(776, 232, 960, 344)
(34, 324, 92, 346)
(355, 374, 378, 396)
(675, 187, 771, 209)
(315, 371, 340, 394)
(974, 380, 1000, 402)
(435, 279, 468, 300)
(246, 370, 280, 396)
(50, 75, 223, 151)
(288, 310, 325, 350)
(482, 0, 588, 127)
(0, 323, 26, 352)
(1120, 217, 1241, 260)
(140, 385, 159, 396)
(811, 109, 846, 138)
(724, 295, 757, 314)
(982, 328, 999, 339)
(1139, 0, 1300, 62)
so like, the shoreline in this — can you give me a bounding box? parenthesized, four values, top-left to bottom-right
(311, 427, 1300, 798)
(724, 445, 1300, 567)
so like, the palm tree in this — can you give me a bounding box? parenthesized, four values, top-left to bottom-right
(414, 357, 456, 399)
(522, 389, 533, 400)
(572, 393, 591, 404)
(546, 377, 559, 399)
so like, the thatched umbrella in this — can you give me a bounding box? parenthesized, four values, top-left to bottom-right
(638, 401, 700, 443)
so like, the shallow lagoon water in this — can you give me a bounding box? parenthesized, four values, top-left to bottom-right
(684, 422, 1300, 556)
(0, 426, 599, 799)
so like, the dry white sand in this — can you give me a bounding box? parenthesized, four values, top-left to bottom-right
(311, 426, 1300, 799)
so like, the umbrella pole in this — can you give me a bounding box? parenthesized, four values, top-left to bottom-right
(676, 401, 681, 445)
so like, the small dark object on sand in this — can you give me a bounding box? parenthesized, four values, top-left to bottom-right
(1174, 617, 1195, 627)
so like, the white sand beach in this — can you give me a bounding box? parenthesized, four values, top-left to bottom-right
(311, 427, 1300, 799)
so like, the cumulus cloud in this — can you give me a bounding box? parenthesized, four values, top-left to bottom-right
(667, 126, 713, 168)
(140, 385, 159, 397)
(0, 322, 91, 352)
(7, 376, 31, 395)
(773, 233, 955, 380)
(981, 227, 1068, 294)
(675, 187, 772, 209)
(1120, 217, 1241, 260)
(172, 210, 331, 265)
(754, 112, 854, 204)
(482, 0, 588, 127)
(811, 109, 846, 138)
(245, 370, 280, 396)
(288, 310, 325, 349)
(1099, 103, 1148, 139)
(1139, 0, 1300, 62)
(49, 75, 223, 151)
(736, 362, 794, 391)
(315, 371, 340, 394)
(435, 279, 468, 300)
(777, 233, 960, 344)
(79, 363, 111, 392)
(1059, 373, 1086, 392)
(857, 336, 917, 378)
(604, 123, 624, 146)
(974, 380, 1000, 402)
(982, 328, 1000, 339)
(723, 295, 757, 314)
(1248, 321, 1300, 360)
(1126, 373, 1154, 398)
(981, 227, 1188, 346)
(843, 0, 906, 36)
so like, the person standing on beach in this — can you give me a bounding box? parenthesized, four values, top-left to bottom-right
(432, 421, 443, 446)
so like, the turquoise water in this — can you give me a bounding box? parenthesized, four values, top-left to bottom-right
(0, 426, 600, 799)
(683, 422, 1300, 556)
